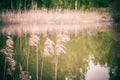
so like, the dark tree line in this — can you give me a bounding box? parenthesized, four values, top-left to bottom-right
(0, 0, 113, 10)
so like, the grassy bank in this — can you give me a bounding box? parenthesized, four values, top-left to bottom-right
(0, 28, 114, 80)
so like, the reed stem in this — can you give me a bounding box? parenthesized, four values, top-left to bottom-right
(40, 55, 44, 80)
(55, 54, 58, 80)
(36, 46, 38, 80)
(3, 57, 6, 80)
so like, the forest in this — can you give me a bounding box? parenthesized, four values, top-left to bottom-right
(0, 0, 113, 10)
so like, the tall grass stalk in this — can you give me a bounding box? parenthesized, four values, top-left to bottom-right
(0, 33, 16, 80)
(36, 46, 39, 80)
(19, 32, 22, 52)
(24, 32, 29, 80)
(3, 57, 6, 80)
(29, 34, 40, 80)
(26, 46, 30, 79)
(54, 53, 58, 80)
(42, 37, 55, 80)
(54, 30, 70, 80)
(40, 54, 44, 80)
(0, 49, 7, 80)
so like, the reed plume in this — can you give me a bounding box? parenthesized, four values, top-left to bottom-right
(0, 33, 16, 80)
(29, 34, 40, 80)
(43, 38, 55, 56)
(54, 29, 70, 80)
(39, 37, 55, 80)
(6, 34, 16, 76)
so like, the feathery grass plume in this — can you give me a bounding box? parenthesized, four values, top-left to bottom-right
(0, 33, 16, 79)
(6, 36, 14, 48)
(54, 29, 70, 80)
(43, 38, 55, 56)
(6, 34, 16, 76)
(29, 34, 40, 80)
(55, 29, 70, 55)
(40, 37, 55, 80)
(29, 34, 40, 46)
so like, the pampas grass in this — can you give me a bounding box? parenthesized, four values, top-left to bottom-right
(54, 30, 70, 80)
(0, 33, 16, 80)
(29, 34, 40, 80)
(43, 38, 55, 56)
(39, 38, 55, 80)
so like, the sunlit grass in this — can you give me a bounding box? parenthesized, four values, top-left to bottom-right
(0, 28, 113, 80)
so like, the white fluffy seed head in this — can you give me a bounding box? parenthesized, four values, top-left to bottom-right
(29, 34, 40, 46)
(43, 38, 54, 56)
(6, 36, 14, 48)
(55, 43, 66, 55)
(55, 30, 70, 55)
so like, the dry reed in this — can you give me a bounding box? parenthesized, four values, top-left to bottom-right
(0, 33, 16, 80)
(29, 34, 40, 80)
(54, 30, 70, 80)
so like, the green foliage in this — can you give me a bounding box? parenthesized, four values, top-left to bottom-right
(0, 29, 119, 80)
(0, 0, 113, 10)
